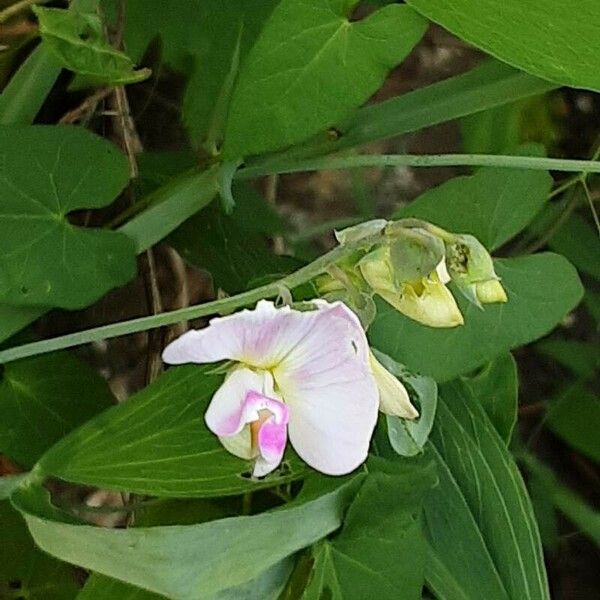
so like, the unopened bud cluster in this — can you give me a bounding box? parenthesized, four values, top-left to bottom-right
(321, 219, 507, 329)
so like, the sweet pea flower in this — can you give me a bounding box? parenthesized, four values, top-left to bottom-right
(162, 300, 417, 477)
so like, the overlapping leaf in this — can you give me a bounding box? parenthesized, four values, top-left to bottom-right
(13, 475, 361, 599)
(424, 382, 549, 600)
(224, 0, 427, 157)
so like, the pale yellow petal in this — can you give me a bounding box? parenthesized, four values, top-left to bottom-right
(369, 352, 418, 419)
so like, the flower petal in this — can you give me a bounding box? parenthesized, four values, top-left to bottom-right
(163, 300, 338, 368)
(275, 302, 379, 475)
(369, 352, 418, 419)
(205, 367, 275, 437)
(253, 416, 288, 477)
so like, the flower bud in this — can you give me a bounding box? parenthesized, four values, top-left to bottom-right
(359, 246, 463, 328)
(445, 234, 507, 306)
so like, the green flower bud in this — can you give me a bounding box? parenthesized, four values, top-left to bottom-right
(445, 234, 506, 306)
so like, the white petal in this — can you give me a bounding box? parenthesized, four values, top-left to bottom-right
(275, 302, 379, 475)
(220, 427, 255, 460)
(163, 300, 334, 368)
(204, 367, 271, 437)
(435, 258, 451, 284)
(369, 352, 418, 419)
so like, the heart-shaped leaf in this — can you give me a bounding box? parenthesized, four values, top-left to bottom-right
(0, 125, 136, 308)
(224, 0, 426, 157)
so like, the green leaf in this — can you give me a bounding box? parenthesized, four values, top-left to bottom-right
(252, 60, 557, 167)
(33, 6, 150, 85)
(519, 453, 600, 546)
(461, 353, 518, 443)
(37, 365, 307, 497)
(394, 151, 552, 251)
(0, 47, 61, 126)
(0, 125, 136, 308)
(424, 382, 549, 600)
(461, 102, 523, 154)
(14, 475, 361, 599)
(547, 212, 600, 280)
(0, 501, 79, 599)
(369, 254, 583, 382)
(169, 186, 299, 293)
(536, 339, 599, 379)
(546, 383, 600, 462)
(224, 0, 427, 157)
(78, 575, 165, 599)
(120, 166, 220, 254)
(301, 457, 435, 600)
(405, 0, 600, 91)
(182, 1, 278, 146)
(372, 350, 438, 457)
(0, 353, 114, 468)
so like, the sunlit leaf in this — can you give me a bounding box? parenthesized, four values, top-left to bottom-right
(224, 0, 426, 157)
(406, 0, 600, 91)
(33, 6, 150, 85)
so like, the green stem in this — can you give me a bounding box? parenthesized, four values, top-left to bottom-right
(0, 237, 370, 364)
(237, 153, 600, 180)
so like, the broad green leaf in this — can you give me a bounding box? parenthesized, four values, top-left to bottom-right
(372, 350, 438, 457)
(547, 212, 600, 280)
(0, 306, 46, 345)
(169, 188, 299, 293)
(103, 0, 276, 144)
(0, 164, 218, 344)
(546, 383, 600, 462)
(0, 501, 79, 599)
(301, 457, 435, 600)
(14, 475, 361, 599)
(251, 60, 557, 166)
(79, 561, 295, 600)
(182, 1, 278, 146)
(33, 6, 150, 85)
(536, 339, 599, 379)
(120, 166, 220, 254)
(224, 1, 427, 157)
(461, 353, 518, 443)
(424, 382, 549, 600)
(369, 254, 583, 382)
(0, 353, 114, 468)
(78, 575, 165, 599)
(405, 0, 600, 91)
(394, 150, 552, 251)
(0, 125, 136, 308)
(37, 365, 307, 497)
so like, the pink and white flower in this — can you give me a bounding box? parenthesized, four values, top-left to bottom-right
(162, 299, 417, 477)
